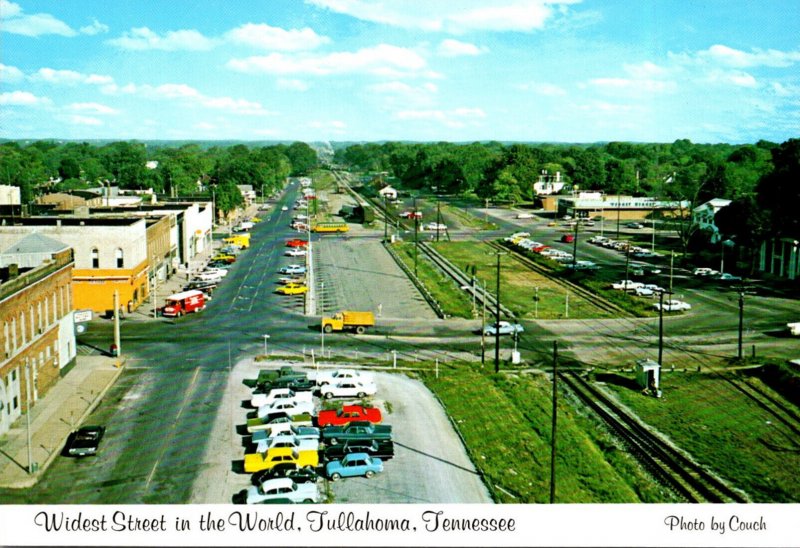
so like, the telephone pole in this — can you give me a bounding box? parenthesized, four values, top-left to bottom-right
(486, 251, 507, 373)
(550, 340, 558, 503)
(413, 196, 419, 276)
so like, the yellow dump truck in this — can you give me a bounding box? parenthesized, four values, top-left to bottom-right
(312, 222, 349, 233)
(223, 233, 250, 249)
(321, 310, 375, 334)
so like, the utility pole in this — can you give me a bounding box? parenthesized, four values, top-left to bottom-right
(436, 199, 441, 243)
(113, 289, 121, 365)
(383, 194, 388, 242)
(489, 252, 507, 373)
(738, 290, 745, 360)
(651, 215, 656, 253)
(669, 251, 674, 295)
(658, 290, 664, 365)
(152, 275, 158, 319)
(616, 195, 621, 240)
(571, 219, 579, 270)
(413, 196, 419, 277)
(550, 340, 558, 504)
(481, 279, 486, 366)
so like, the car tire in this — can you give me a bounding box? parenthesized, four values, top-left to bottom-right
(323, 325, 333, 334)
(329, 438, 338, 445)
(324, 392, 333, 399)
(303, 499, 314, 504)
(357, 392, 366, 398)
(365, 470, 374, 478)
(355, 326, 366, 334)
(330, 473, 341, 481)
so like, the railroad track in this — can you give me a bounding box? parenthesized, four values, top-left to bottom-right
(559, 370, 749, 502)
(485, 240, 629, 317)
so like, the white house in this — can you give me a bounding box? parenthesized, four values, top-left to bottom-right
(692, 198, 731, 243)
(378, 185, 397, 200)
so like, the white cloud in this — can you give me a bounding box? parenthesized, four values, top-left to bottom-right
(590, 77, 677, 93)
(1, 1, 77, 37)
(771, 82, 800, 97)
(699, 44, 800, 68)
(193, 122, 216, 131)
(112, 82, 272, 116)
(705, 69, 758, 88)
(79, 19, 109, 36)
(438, 39, 486, 57)
(306, 0, 579, 33)
(0, 63, 25, 82)
(0, 0, 22, 18)
(30, 67, 114, 87)
(67, 102, 118, 115)
(0, 90, 52, 106)
(228, 44, 434, 78)
(623, 61, 667, 78)
(369, 81, 438, 94)
(226, 23, 329, 51)
(277, 79, 310, 91)
(517, 82, 567, 96)
(107, 27, 217, 51)
(66, 115, 103, 126)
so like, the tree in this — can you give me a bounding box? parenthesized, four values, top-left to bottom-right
(756, 138, 800, 238)
(100, 141, 146, 188)
(284, 142, 318, 175)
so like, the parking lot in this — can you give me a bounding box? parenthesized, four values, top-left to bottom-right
(189, 358, 492, 504)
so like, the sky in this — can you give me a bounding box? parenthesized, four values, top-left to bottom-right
(1, 0, 799, 144)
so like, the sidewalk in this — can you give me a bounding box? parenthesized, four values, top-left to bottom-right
(0, 355, 125, 489)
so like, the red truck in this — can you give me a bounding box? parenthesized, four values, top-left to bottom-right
(161, 290, 206, 317)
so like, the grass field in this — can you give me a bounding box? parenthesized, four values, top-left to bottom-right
(419, 363, 675, 502)
(600, 368, 800, 502)
(432, 241, 615, 320)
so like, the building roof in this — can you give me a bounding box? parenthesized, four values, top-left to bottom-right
(693, 198, 732, 213)
(1, 232, 69, 255)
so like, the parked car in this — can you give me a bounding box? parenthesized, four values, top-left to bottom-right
(326, 453, 384, 481)
(279, 265, 307, 275)
(286, 239, 308, 248)
(253, 434, 320, 455)
(314, 369, 374, 387)
(63, 425, 105, 457)
(251, 388, 313, 409)
(716, 273, 742, 282)
(257, 399, 314, 420)
(321, 381, 377, 399)
(560, 234, 575, 243)
(399, 211, 422, 219)
(693, 267, 719, 277)
(244, 447, 319, 473)
(242, 478, 319, 504)
(317, 405, 382, 427)
(611, 280, 644, 291)
(202, 267, 228, 278)
(276, 283, 308, 295)
(257, 376, 316, 394)
(281, 206, 289, 211)
(323, 439, 394, 462)
(285, 248, 307, 257)
(654, 300, 692, 312)
(246, 412, 314, 433)
(633, 286, 654, 297)
(251, 463, 318, 486)
(625, 222, 644, 229)
(483, 321, 524, 336)
(251, 424, 320, 445)
(643, 284, 665, 293)
(425, 222, 447, 231)
(787, 322, 800, 336)
(321, 421, 392, 445)
(516, 213, 535, 219)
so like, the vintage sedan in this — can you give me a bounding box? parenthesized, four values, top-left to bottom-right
(252, 463, 318, 486)
(317, 405, 382, 427)
(326, 453, 383, 481)
(482, 321, 524, 336)
(286, 239, 309, 248)
(323, 440, 394, 462)
(276, 283, 308, 295)
(653, 300, 692, 312)
(63, 426, 105, 457)
(321, 421, 392, 445)
(242, 478, 318, 504)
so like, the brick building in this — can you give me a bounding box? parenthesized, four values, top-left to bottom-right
(0, 235, 76, 436)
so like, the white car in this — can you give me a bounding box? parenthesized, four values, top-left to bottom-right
(693, 267, 718, 277)
(321, 381, 378, 399)
(251, 424, 320, 444)
(251, 388, 313, 409)
(202, 267, 228, 278)
(281, 206, 289, 211)
(425, 222, 447, 231)
(279, 264, 306, 275)
(611, 280, 644, 291)
(516, 213, 535, 219)
(254, 434, 320, 454)
(285, 248, 307, 257)
(483, 321, 524, 336)
(244, 478, 318, 505)
(257, 399, 314, 419)
(234, 221, 254, 232)
(787, 322, 800, 336)
(194, 270, 224, 282)
(633, 286, 654, 297)
(314, 369, 375, 387)
(654, 300, 692, 312)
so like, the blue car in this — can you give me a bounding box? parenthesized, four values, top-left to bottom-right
(325, 452, 383, 481)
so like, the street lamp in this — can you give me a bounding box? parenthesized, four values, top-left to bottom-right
(262, 334, 270, 356)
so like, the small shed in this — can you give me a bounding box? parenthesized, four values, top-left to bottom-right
(378, 185, 397, 200)
(635, 358, 662, 397)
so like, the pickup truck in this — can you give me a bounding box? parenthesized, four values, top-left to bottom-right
(251, 388, 313, 409)
(246, 412, 313, 433)
(257, 400, 314, 420)
(321, 421, 392, 445)
(257, 376, 316, 393)
(244, 447, 319, 473)
(243, 367, 306, 389)
(320, 381, 377, 400)
(323, 439, 394, 461)
(253, 434, 320, 454)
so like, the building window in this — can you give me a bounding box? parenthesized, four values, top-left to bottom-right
(38, 302, 43, 332)
(44, 298, 49, 327)
(11, 317, 16, 350)
(91, 248, 99, 268)
(52, 292, 58, 322)
(19, 312, 25, 344)
(3, 322, 8, 356)
(115, 248, 124, 268)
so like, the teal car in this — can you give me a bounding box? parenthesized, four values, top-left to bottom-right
(325, 452, 383, 481)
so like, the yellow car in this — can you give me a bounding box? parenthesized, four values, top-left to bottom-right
(211, 254, 235, 263)
(276, 283, 308, 295)
(250, 216, 262, 223)
(547, 221, 558, 227)
(244, 448, 319, 473)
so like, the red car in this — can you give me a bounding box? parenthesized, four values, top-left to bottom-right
(286, 239, 309, 248)
(561, 234, 575, 243)
(316, 405, 382, 427)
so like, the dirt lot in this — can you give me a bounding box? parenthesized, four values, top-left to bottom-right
(190, 358, 492, 504)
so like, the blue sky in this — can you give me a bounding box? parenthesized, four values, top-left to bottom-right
(1, 0, 798, 143)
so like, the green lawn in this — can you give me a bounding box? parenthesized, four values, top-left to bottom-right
(600, 368, 800, 502)
(421, 364, 674, 502)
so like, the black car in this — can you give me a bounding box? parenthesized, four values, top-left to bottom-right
(63, 426, 105, 457)
(184, 281, 218, 293)
(323, 439, 394, 461)
(252, 463, 318, 486)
